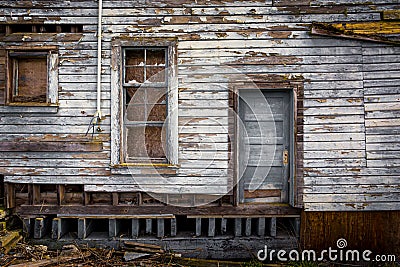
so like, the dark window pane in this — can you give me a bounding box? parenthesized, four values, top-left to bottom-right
(126, 50, 145, 66)
(125, 88, 145, 105)
(146, 49, 165, 66)
(125, 66, 144, 83)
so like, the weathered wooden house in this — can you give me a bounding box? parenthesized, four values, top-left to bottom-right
(0, 0, 399, 259)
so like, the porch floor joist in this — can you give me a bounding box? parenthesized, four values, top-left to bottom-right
(15, 204, 301, 217)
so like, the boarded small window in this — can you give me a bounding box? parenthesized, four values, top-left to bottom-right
(10, 53, 47, 103)
(123, 48, 168, 162)
(6, 50, 58, 105)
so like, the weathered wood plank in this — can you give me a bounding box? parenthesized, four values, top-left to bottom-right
(304, 202, 400, 211)
(303, 132, 365, 142)
(304, 168, 400, 177)
(304, 176, 400, 186)
(303, 115, 365, 125)
(304, 193, 400, 203)
(0, 141, 103, 152)
(304, 184, 400, 194)
(304, 150, 365, 159)
(302, 141, 365, 150)
(304, 123, 365, 133)
(304, 158, 366, 168)
(16, 204, 301, 217)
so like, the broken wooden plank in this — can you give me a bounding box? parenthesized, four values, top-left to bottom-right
(0, 230, 20, 247)
(311, 21, 400, 45)
(9, 253, 90, 267)
(124, 241, 163, 250)
(124, 241, 164, 254)
(123, 252, 149, 261)
(0, 231, 22, 254)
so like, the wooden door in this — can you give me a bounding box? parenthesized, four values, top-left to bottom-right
(238, 90, 291, 203)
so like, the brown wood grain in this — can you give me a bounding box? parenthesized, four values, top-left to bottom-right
(301, 211, 400, 255)
(0, 141, 103, 152)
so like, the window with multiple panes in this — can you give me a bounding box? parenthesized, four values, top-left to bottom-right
(123, 47, 168, 162)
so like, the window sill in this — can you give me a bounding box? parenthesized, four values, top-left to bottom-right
(111, 163, 179, 175)
(0, 105, 59, 114)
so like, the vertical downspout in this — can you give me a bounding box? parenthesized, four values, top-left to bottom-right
(95, 0, 103, 120)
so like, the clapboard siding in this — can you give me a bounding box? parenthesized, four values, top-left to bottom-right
(363, 44, 400, 171)
(0, 0, 399, 210)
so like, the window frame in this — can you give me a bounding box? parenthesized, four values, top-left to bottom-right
(111, 38, 178, 167)
(5, 47, 58, 106)
(122, 47, 169, 162)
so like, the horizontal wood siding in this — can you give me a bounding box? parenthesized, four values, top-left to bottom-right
(0, 0, 399, 210)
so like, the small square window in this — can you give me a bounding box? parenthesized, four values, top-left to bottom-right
(6, 50, 58, 105)
(10, 54, 47, 103)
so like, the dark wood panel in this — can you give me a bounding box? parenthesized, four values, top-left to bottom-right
(301, 211, 400, 255)
(16, 203, 301, 217)
(244, 189, 281, 198)
(0, 141, 103, 152)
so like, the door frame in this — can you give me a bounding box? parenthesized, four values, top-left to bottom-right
(233, 85, 299, 207)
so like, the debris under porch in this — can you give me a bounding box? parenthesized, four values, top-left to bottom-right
(23, 215, 300, 259)
(6, 182, 301, 259)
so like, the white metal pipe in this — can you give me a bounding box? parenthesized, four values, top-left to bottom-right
(96, 0, 103, 119)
